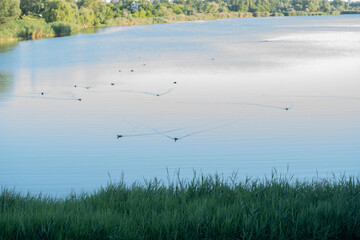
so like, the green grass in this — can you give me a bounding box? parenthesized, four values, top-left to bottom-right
(1, 173, 359, 239)
(0, 10, 354, 42)
(21, 16, 46, 23)
(0, 20, 79, 41)
(341, 10, 360, 14)
(0, 20, 54, 40)
(50, 21, 78, 37)
(102, 12, 253, 28)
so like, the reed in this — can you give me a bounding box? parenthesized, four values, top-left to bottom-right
(1, 172, 359, 239)
(0, 20, 54, 40)
(50, 22, 78, 37)
(341, 10, 360, 14)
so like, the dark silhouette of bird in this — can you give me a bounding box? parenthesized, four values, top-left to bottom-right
(153, 120, 239, 142)
(284, 105, 293, 111)
(131, 70, 134, 72)
(232, 102, 293, 111)
(74, 85, 77, 88)
(78, 99, 82, 101)
(173, 82, 177, 84)
(143, 64, 146, 66)
(85, 87, 90, 90)
(111, 83, 115, 86)
(211, 58, 215, 61)
(120, 88, 173, 97)
(41, 92, 44, 95)
(119, 70, 121, 72)
(117, 127, 183, 139)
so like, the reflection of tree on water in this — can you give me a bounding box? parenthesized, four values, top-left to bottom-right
(79, 28, 100, 35)
(0, 41, 18, 54)
(0, 71, 14, 95)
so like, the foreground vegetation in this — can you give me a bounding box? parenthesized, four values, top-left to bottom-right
(1, 173, 360, 239)
(0, 18, 78, 40)
(1, 0, 360, 41)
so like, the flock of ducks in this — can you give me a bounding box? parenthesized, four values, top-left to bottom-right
(34, 58, 293, 142)
(113, 59, 292, 142)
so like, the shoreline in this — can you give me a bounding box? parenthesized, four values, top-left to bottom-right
(1, 11, 359, 43)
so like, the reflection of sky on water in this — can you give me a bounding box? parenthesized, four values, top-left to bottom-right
(0, 15, 359, 196)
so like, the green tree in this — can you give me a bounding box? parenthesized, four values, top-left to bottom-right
(170, 3, 184, 14)
(20, 0, 47, 16)
(78, 0, 101, 9)
(99, 2, 116, 22)
(320, 0, 331, 11)
(0, 0, 21, 23)
(139, 8, 147, 17)
(305, 0, 320, 11)
(77, 7, 95, 26)
(77, 0, 114, 24)
(43, 0, 75, 23)
(20, 0, 32, 15)
(156, 5, 173, 17)
(205, 2, 220, 13)
(331, 0, 344, 10)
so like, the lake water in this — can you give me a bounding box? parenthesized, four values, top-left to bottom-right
(1, 15, 359, 196)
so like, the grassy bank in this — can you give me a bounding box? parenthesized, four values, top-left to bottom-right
(1, 174, 359, 239)
(1, 11, 358, 42)
(77, 10, 353, 27)
(0, 12, 254, 41)
(104, 11, 255, 27)
(341, 10, 360, 14)
(0, 18, 79, 41)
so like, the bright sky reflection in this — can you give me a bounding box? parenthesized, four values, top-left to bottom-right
(0, 15, 359, 196)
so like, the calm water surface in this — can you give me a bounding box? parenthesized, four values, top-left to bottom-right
(1, 15, 360, 196)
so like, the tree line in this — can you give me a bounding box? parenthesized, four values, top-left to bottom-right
(1, 0, 359, 26)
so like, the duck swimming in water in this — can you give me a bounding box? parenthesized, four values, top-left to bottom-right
(284, 105, 293, 111)
(152, 120, 239, 142)
(117, 127, 184, 140)
(120, 88, 173, 97)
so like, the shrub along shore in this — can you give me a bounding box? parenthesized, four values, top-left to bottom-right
(1, 10, 360, 42)
(0, 19, 78, 41)
(1, 174, 359, 239)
